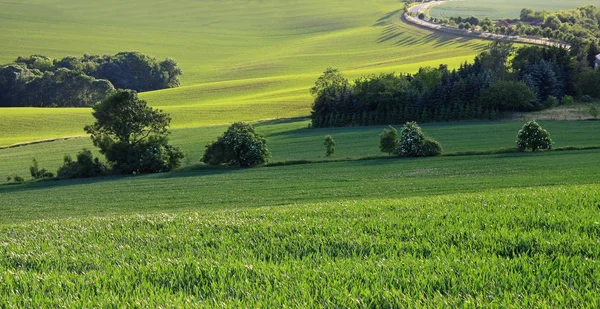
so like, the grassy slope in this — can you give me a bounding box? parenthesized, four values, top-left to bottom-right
(0, 0, 488, 146)
(2, 119, 600, 181)
(1, 147, 599, 224)
(1, 184, 599, 307)
(429, 0, 600, 19)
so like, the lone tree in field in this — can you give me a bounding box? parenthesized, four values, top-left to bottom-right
(202, 122, 270, 167)
(324, 135, 336, 157)
(84, 89, 183, 174)
(379, 126, 398, 155)
(516, 121, 553, 152)
(396, 122, 442, 157)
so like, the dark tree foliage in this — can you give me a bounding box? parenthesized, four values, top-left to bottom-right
(1, 51, 182, 107)
(379, 126, 399, 155)
(57, 149, 107, 179)
(310, 43, 596, 128)
(90, 52, 183, 91)
(84, 90, 183, 174)
(202, 122, 270, 168)
(324, 135, 335, 157)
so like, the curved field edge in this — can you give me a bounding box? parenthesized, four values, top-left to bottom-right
(1, 184, 599, 307)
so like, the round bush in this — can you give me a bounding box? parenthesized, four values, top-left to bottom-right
(516, 121, 553, 152)
(202, 122, 270, 167)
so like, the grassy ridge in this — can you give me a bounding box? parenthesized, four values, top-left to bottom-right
(1, 147, 599, 224)
(0, 0, 488, 145)
(429, 0, 600, 19)
(2, 119, 600, 181)
(1, 184, 599, 307)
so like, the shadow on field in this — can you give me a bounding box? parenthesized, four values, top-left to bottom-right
(0, 165, 238, 194)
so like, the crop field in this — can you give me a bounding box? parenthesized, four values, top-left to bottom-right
(2, 146, 600, 223)
(1, 184, 599, 307)
(2, 0, 600, 306)
(2, 119, 600, 182)
(429, 0, 600, 19)
(0, 0, 489, 146)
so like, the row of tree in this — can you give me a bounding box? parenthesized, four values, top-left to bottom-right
(310, 42, 600, 128)
(19, 89, 271, 181)
(426, 5, 600, 64)
(0, 52, 183, 107)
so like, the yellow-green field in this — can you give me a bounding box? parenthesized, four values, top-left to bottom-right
(0, 0, 489, 146)
(429, 0, 600, 19)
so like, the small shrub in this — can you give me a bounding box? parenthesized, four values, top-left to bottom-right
(579, 95, 594, 103)
(57, 149, 107, 179)
(516, 121, 553, 152)
(202, 122, 270, 168)
(589, 105, 599, 119)
(560, 95, 573, 105)
(379, 126, 398, 155)
(395, 122, 442, 157)
(421, 137, 443, 157)
(324, 135, 336, 157)
(13, 176, 25, 184)
(543, 96, 559, 108)
(29, 158, 54, 179)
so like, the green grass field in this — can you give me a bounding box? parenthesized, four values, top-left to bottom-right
(2, 0, 600, 305)
(0, 0, 489, 146)
(2, 145, 600, 223)
(429, 0, 600, 19)
(3, 119, 600, 182)
(1, 184, 599, 307)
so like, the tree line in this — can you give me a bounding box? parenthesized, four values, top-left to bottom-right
(0, 52, 182, 107)
(424, 5, 600, 64)
(310, 42, 600, 128)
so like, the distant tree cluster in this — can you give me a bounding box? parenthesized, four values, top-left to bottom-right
(517, 6, 600, 47)
(434, 5, 600, 58)
(0, 52, 182, 107)
(310, 42, 598, 128)
(379, 123, 442, 157)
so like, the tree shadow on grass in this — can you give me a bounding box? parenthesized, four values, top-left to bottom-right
(0, 164, 239, 194)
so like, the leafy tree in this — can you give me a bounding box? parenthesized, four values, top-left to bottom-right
(478, 81, 537, 111)
(523, 60, 561, 103)
(476, 41, 513, 78)
(379, 126, 398, 155)
(29, 159, 54, 179)
(590, 105, 599, 119)
(84, 90, 183, 174)
(516, 121, 553, 152)
(324, 135, 336, 157)
(202, 122, 270, 167)
(310, 68, 352, 127)
(395, 122, 442, 157)
(57, 149, 107, 179)
(421, 137, 443, 157)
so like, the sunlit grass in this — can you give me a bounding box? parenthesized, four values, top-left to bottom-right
(0, 0, 489, 145)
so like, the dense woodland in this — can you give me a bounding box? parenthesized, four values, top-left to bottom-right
(0, 52, 182, 107)
(310, 43, 600, 127)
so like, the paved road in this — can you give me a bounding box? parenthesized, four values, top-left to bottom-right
(404, 1, 570, 48)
